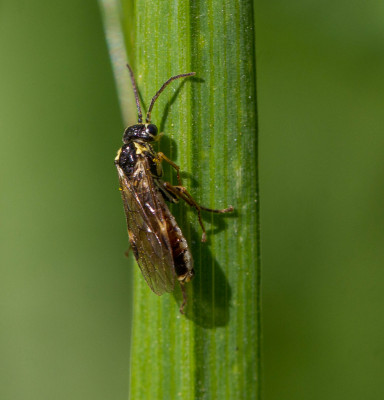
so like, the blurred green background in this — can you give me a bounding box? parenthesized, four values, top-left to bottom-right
(1, 1, 383, 400)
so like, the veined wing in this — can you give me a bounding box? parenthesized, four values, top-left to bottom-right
(116, 157, 175, 295)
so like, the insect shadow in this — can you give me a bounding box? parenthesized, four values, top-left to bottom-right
(139, 75, 232, 326)
(170, 202, 233, 328)
(157, 133, 233, 326)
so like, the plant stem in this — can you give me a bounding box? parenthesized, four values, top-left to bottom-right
(100, 0, 260, 398)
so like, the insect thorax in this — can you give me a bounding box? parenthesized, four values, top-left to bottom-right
(117, 141, 160, 178)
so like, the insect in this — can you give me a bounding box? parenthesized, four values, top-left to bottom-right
(115, 64, 233, 313)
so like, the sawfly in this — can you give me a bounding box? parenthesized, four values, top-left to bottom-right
(115, 65, 233, 313)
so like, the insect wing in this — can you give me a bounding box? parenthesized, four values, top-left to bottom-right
(116, 159, 176, 295)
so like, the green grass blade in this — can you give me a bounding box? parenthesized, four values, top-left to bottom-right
(100, 1, 260, 398)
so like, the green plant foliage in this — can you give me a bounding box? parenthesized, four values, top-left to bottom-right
(101, 1, 260, 398)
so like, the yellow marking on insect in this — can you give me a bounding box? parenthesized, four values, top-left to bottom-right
(177, 271, 194, 283)
(134, 142, 147, 155)
(128, 230, 135, 241)
(115, 148, 122, 161)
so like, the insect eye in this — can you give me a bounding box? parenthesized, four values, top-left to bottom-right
(146, 124, 158, 136)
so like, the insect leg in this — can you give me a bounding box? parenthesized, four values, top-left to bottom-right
(163, 182, 207, 241)
(125, 244, 139, 260)
(163, 182, 234, 242)
(156, 152, 183, 185)
(179, 282, 188, 314)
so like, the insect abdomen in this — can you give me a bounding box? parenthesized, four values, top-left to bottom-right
(162, 205, 194, 282)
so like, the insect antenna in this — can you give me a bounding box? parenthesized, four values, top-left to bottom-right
(126, 64, 143, 124)
(146, 72, 196, 123)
